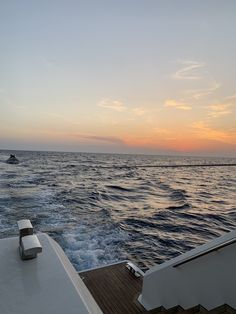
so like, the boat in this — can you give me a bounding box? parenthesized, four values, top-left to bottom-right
(6, 154, 19, 164)
(0, 219, 236, 313)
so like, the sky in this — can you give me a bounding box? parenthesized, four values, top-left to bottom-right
(0, 0, 236, 156)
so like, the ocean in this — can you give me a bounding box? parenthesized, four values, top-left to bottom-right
(0, 150, 235, 272)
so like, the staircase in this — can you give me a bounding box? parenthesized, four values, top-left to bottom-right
(146, 304, 236, 314)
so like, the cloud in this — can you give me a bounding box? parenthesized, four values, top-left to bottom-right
(0, 89, 14, 106)
(47, 113, 67, 119)
(207, 103, 232, 118)
(75, 133, 124, 144)
(132, 107, 147, 116)
(40, 57, 60, 70)
(46, 112, 80, 126)
(185, 82, 220, 100)
(153, 128, 171, 135)
(165, 99, 192, 110)
(224, 94, 236, 103)
(15, 105, 28, 110)
(173, 60, 206, 80)
(192, 121, 236, 144)
(97, 98, 126, 112)
(206, 93, 236, 118)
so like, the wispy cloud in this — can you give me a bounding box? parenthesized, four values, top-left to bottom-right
(185, 82, 220, 100)
(206, 93, 236, 118)
(153, 128, 177, 140)
(15, 105, 28, 110)
(0, 88, 14, 106)
(40, 57, 60, 70)
(192, 121, 236, 143)
(207, 103, 232, 118)
(153, 128, 171, 135)
(132, 107, 147, 116)
(165, 99, 192, 110)
(47, 113, 67, 119)
(47, 112, 80, 125)
(75, 133, 124, 144)
(224, 94, 236, 103)
(173, 60, 206, 80)
(97, 98, 126, 112)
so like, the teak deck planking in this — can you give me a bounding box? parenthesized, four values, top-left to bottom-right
(79, 262, 144, 314)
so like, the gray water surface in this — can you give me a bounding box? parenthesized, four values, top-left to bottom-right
(0, 150, 235, 271)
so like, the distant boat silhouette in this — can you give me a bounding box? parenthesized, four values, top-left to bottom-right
(6, 154, 19, 164)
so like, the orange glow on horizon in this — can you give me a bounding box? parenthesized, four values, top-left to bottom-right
(123, 131, 236, 153)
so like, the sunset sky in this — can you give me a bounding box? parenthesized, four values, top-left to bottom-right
(1, 1, 236, 156)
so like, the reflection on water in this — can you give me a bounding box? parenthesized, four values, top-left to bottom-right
(0, 150, 235, 271)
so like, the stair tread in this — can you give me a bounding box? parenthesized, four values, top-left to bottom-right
(144, 304, 236, 314)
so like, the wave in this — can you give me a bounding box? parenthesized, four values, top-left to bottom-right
(106, 184, 134, 192)
(166, 203, 191, 210)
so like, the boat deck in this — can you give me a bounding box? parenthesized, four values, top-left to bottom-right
(79, 262, 144, 314)
(79, 261, 236, 314)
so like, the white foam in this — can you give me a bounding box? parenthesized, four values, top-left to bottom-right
(63, 223, 129, 271)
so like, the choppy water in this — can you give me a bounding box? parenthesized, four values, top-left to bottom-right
(0, 150, 235, 272)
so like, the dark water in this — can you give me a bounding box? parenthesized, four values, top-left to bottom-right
(0, 150, 235, 272)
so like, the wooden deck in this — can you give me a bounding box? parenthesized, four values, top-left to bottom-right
(79, 262, 144, 314)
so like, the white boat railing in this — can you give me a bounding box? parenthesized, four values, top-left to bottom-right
(173, 237, 236, 268)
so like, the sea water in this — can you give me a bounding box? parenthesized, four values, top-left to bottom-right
(0, 150, 235, 271)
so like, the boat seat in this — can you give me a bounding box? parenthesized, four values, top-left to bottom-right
(17, 219, 42, 260)
(17, 219, 33, 240)
(19, 234, 42, 260)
